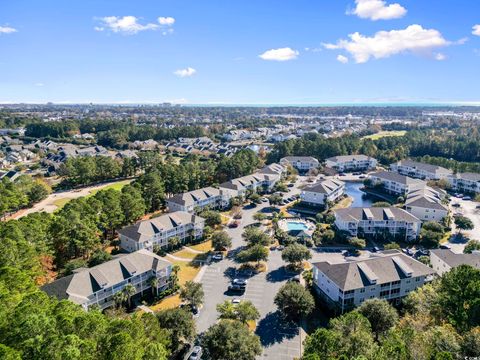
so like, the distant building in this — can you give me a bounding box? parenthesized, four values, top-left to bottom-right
(118, 211, 205, 252)
(325, 155, 377, 173)
(334, 207, 422, 241)
(404, 187, 448, 222)
(369, 171, 426, 196)
(448, 173, 480, 194)
(430, 249, 480, 276)
(41, 250, 172, 311)
(312, 250, 435, 312)
(300, 179, 345, 207)
(280, 156, 319, 172)
(390, 160, 452, 180)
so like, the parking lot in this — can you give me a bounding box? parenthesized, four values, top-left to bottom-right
(195, 193, 303, 359)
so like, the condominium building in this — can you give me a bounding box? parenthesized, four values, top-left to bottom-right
(325, 155, 377, 173)
(41, 250, 172, 310)
(430, 249, 480, 276)
(448, 173, 480, 194)
(280, 156, 319, 172)
(312, 250, 435, 312)
(300, 179, 345, 207)
(166, 186, 228, 213)
(390, 160, 452, 180)
(369, 171, 426, 196)
(334, 207, 422, 241)
(404, 187, 448, 222)
(219, 172, 281, 197)
(118, 211, 205, 252)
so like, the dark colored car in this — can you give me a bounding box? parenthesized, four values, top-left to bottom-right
(228, 284, 245, 292)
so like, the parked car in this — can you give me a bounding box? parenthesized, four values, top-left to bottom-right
(288, 275, 301, 283)
(359, 175, 366, 179)
(277, 245, 285, 250)
(462, 196, 472, 201)
(212, 253, 223, 261)
(287, 183, 294, 188)
(372, 246, 380, 253)
(261, 198, 269, 203)
(189, 346, 203, 360)
(232, 278, 248, 286)
(440, 244, 451, 250)
(339, 173, 346, 176)
(452, 203, 461, 208)
(229, 221, 239, 228)
(228, 284, 245, 292)
(231, 298, 241, 304)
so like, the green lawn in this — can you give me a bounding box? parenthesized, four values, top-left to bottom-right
(362, 130, 407, 140)
(86, 179, 132, 197)
(52, 197, 73, 209)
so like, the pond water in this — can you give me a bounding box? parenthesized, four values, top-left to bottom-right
(344, 181, 383, 207)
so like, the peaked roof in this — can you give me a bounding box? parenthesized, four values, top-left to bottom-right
(326, 154, 374, 162)
(41, 250, 171, 305)
(281, 156, 318, 163)
(392, 160, 452, 174)
(167, 186, 222, 206)
(335, 207, 420, 223)
(370, 171, 426, 186)
(304, 178, 345, 194)
(312, 250, 434, 291)
(430, 249, 480, 269)
(118, 211, 204, 243)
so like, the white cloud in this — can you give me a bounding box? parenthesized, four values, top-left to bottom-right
(349, 0, 407, 21)
(323, 24, 450, 63)
(158, 17, 175, 26)
(337, 55, 349, 64)
(259, 47, 299, 61)
(435, 53, 446, 61)
(473, 25, 480, 36)
(95, 16, 175, 35)
(0, 26, 17, 34)
(174, 67, 197, 77)
(34, 83, 44, 87)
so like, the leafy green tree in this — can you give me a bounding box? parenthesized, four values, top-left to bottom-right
(461, 326, 480, 357)
(329, 311, 378, 359)
(87, 249, 112, 267)
(464, 239, 480, 254)
(216, 300, 237, 320)
(274, 282, 314, 321)
(94, 189, 125, 239)
(303, 328, 341, 360)
(436, 265, 480, 331)
(281, 243, 311, 269)
(120, 185, 146, 225)
(454, 216, 474, 234)
(156, 308, 196, 352)
(242, 227, 270, 246)
(384, 242, 401, 250)
(136, 171, 165, 212)
(202, 320, 262, 360)
(253, 212, 267, 222)
(148, 277, 159, 297)
(199, 210, 222, 227)
(211, 231, 232, 251)
(357, 299, 399, 340)
(235, 300, 260, 324)
(236, 244, 268, 265)
(348, 237, 366, 248)
(268, 193, 283, 205)
(179, 281, 204, 308)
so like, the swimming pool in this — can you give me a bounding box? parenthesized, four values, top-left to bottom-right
(287, 221, 309, 231)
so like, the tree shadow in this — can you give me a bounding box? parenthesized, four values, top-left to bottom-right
(265, 266, 290, 283)
(256, 311, 298, 347)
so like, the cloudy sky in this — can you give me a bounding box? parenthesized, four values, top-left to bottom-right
(0, 0, 479, 104)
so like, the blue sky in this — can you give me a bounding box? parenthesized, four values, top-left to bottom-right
(0, 0, 479, 104)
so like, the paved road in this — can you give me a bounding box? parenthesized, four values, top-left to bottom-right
(195, 184, 304, 359)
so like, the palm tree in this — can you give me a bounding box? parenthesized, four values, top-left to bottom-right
(113, 291, 126, 309)
(123, 284, 136, 309)
(148, 276, 159, 297)
(171, 264, 181, 288)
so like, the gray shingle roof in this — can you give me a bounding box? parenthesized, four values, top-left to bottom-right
(326, 154, 373, 162)
(41, 250, 171, 305)
(117, 211, 204, 243)
(167, 186, 222, 206)
(304, 179, 345, 194)
(313, 250, 434, 291)
(281, 156, 318, 163)
(393, 160, 452, 175)
(370, 171, 426, 186)
(335, 206, 420, 222)
(430, 249, 480, 269)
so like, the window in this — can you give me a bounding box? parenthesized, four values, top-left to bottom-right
(416, 277, 421, 282)
(381, 282, 390, 288)
(380, 290, 390, 297)
(391, 288, 400, 295)
(360, 288, 365, 293)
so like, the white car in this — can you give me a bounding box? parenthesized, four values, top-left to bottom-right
(232, 298, 241, 304)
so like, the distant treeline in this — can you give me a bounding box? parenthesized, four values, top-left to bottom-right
(268, 128, 480, 167)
